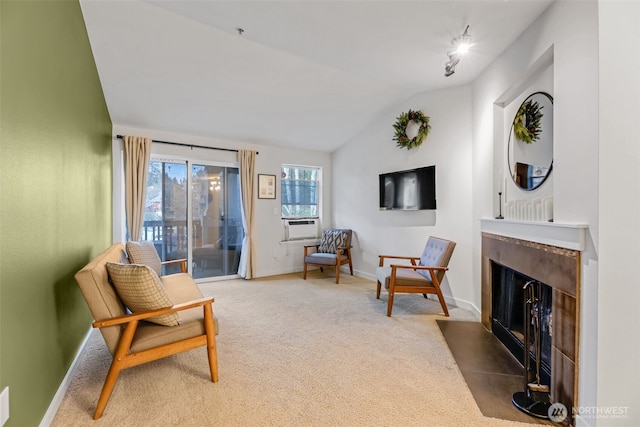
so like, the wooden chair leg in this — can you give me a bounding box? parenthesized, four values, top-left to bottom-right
(335, 263, 340, 283)
(203, 303, 219, 382)
(303, 262, 307, 279)
(428, 275, 450, 317)
(94, 360, 123, 419)
(435, 289, 450, 317)
(376, 281, 381, 299)
(387, 292, 394, 317)
(94, 320, 138, 419)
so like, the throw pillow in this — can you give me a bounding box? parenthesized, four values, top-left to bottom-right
(318, 229, 347, 254)
(106, 262, 180, 326)
(126, 240, 163, 277)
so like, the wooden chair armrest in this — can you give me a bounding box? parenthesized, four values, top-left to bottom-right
(337, 245, 352, 255)
(378, 254, 420, 266)
(303, 244, 319, 256)
(379, 255, 420, 260)
(390, 264, 448, 272)
(93, 297, 215, 329)
(162, 258, 186, 265)
(162, 258, 187, 273)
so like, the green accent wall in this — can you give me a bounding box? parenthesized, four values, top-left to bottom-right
(0, 1, 112, 426)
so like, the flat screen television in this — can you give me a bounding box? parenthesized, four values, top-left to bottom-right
(379, 165, 436, 210)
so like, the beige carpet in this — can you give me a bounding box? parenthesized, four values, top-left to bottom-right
(52, 272, 540, 426)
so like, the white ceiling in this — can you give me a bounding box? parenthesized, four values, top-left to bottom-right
(81, 0, 553, 152)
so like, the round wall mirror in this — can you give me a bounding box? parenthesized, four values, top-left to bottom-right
(507, 92, 554, 191)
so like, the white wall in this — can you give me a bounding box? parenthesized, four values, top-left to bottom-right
(472, 1, 602, 424)
(112, 124, 332, 279)
(332, 85, 476, 313)
(597, 1, 640, 426)
(253, 145, 332, 277)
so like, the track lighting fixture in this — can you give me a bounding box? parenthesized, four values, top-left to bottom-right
(445, 25, 472, 77)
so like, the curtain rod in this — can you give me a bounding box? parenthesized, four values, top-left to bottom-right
(115, 135, 258, 154)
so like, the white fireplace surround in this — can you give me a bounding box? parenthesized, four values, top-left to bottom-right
(480, 218, 587, 251)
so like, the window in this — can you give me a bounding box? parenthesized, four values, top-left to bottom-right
(281, 165, 320, 218)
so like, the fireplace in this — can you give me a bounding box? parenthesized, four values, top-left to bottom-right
(492, 263, 552, 387)
(482, 232, 580, 425)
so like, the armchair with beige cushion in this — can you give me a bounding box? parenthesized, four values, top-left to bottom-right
(303, 228, 353, 284)
(375, 236, 456, 317)
(75, 243, 219, 419)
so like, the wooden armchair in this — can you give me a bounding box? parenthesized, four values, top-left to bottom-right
(375, 236, 456, 317)
(75, 243, 219, 419)
(303, 228, 353, 283)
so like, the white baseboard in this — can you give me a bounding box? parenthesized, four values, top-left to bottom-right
(256, 266, 303, 278)
(257, 264, 353, 278)
(354, 269, 376, 282)
(429, 294, 481, 320)
(39, 328, 93, 427)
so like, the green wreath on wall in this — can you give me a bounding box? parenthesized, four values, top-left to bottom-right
(393, 109, 431, 150)
(513, 100, 543, 144)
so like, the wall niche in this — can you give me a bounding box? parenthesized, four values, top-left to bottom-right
(493, 47, 554, 222)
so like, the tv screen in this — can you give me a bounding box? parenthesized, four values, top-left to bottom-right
(379, 165, 436, 210)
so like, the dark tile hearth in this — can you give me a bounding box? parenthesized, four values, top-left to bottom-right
(438, 320, 553, 425)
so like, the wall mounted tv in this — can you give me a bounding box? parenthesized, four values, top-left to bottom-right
(379, 165, 436, 210)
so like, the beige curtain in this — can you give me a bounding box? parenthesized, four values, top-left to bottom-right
(238, 149, 256, 279)
(123, 135, 151, 241)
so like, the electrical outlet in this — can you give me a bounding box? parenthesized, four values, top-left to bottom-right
(0, 387, 9, 426)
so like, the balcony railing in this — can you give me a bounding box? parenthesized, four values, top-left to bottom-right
(142, 219, 244, 277)
(142, 220, 188, 260)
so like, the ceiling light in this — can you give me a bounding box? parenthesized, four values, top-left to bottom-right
(445, 25, 472, 77)
(454, 42, 471, 55)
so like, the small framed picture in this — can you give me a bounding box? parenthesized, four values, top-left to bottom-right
(258, 174, 276, 199)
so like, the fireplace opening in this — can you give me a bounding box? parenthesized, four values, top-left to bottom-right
(491, 262, 552, 387)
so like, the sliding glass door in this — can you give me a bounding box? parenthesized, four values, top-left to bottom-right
(191, 164, 243, 279)
(143, 161, 188, 275)
(142, 159, 243, 280)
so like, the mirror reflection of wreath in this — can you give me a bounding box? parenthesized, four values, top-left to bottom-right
(393, 109, 431, 150)
(513, 100, 543, 144)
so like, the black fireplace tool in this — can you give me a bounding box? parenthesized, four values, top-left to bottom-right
(512, 280, 551, 418)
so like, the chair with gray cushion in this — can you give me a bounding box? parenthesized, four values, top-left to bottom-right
(375, 236, 456, 317)
(303, 228, 353, 284)
(75, 243, 219, 419)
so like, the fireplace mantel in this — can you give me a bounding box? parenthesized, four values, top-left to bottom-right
(480, 218, 588, 251)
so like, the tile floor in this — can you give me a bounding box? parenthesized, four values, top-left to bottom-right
(438, 320, 554, 425)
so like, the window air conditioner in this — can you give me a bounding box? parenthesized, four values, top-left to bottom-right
(284, 219, 319, 240)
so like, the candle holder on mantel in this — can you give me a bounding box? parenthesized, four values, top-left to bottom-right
(495, 192, 504, 219)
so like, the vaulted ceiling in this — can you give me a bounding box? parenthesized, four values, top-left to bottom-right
(81, 0, 553, 152)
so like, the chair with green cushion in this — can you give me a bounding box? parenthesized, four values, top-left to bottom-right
(303, 228, 353, 283)
(375, 236, 456, 317)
